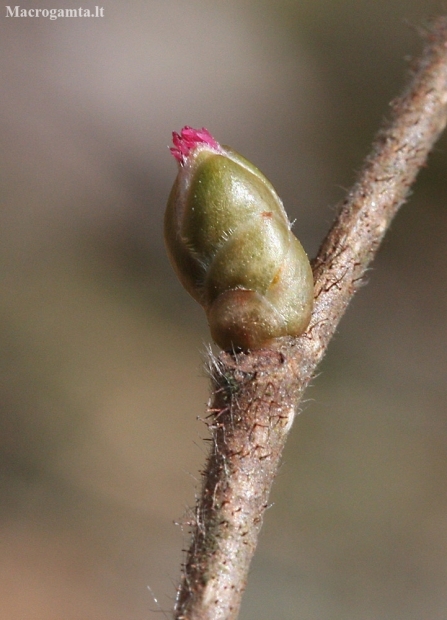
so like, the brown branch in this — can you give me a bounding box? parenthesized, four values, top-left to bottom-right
(173, 17, 447, 620)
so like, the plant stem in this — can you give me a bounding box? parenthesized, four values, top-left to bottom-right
(174, 17, 447, 620)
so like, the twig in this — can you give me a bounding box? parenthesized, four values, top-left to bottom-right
(173, 17, 447, 620)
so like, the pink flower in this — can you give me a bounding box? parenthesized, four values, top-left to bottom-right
(170, 126, 220, 165)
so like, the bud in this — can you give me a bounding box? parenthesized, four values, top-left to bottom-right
(164, 126, 314, 350)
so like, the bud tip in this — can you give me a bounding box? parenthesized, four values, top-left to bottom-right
(170, 126, 220, 165)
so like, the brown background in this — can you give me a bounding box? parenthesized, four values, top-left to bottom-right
(1, 1, 447, 618)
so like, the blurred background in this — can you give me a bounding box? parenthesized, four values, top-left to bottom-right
(1, 1, 447, 618)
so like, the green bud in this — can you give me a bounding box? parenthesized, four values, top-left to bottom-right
(165, 127, 314, 350)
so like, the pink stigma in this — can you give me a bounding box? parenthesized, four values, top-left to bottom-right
(170, 126, 220, 165)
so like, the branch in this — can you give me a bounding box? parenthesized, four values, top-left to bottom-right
(173, 17, 447, 620)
